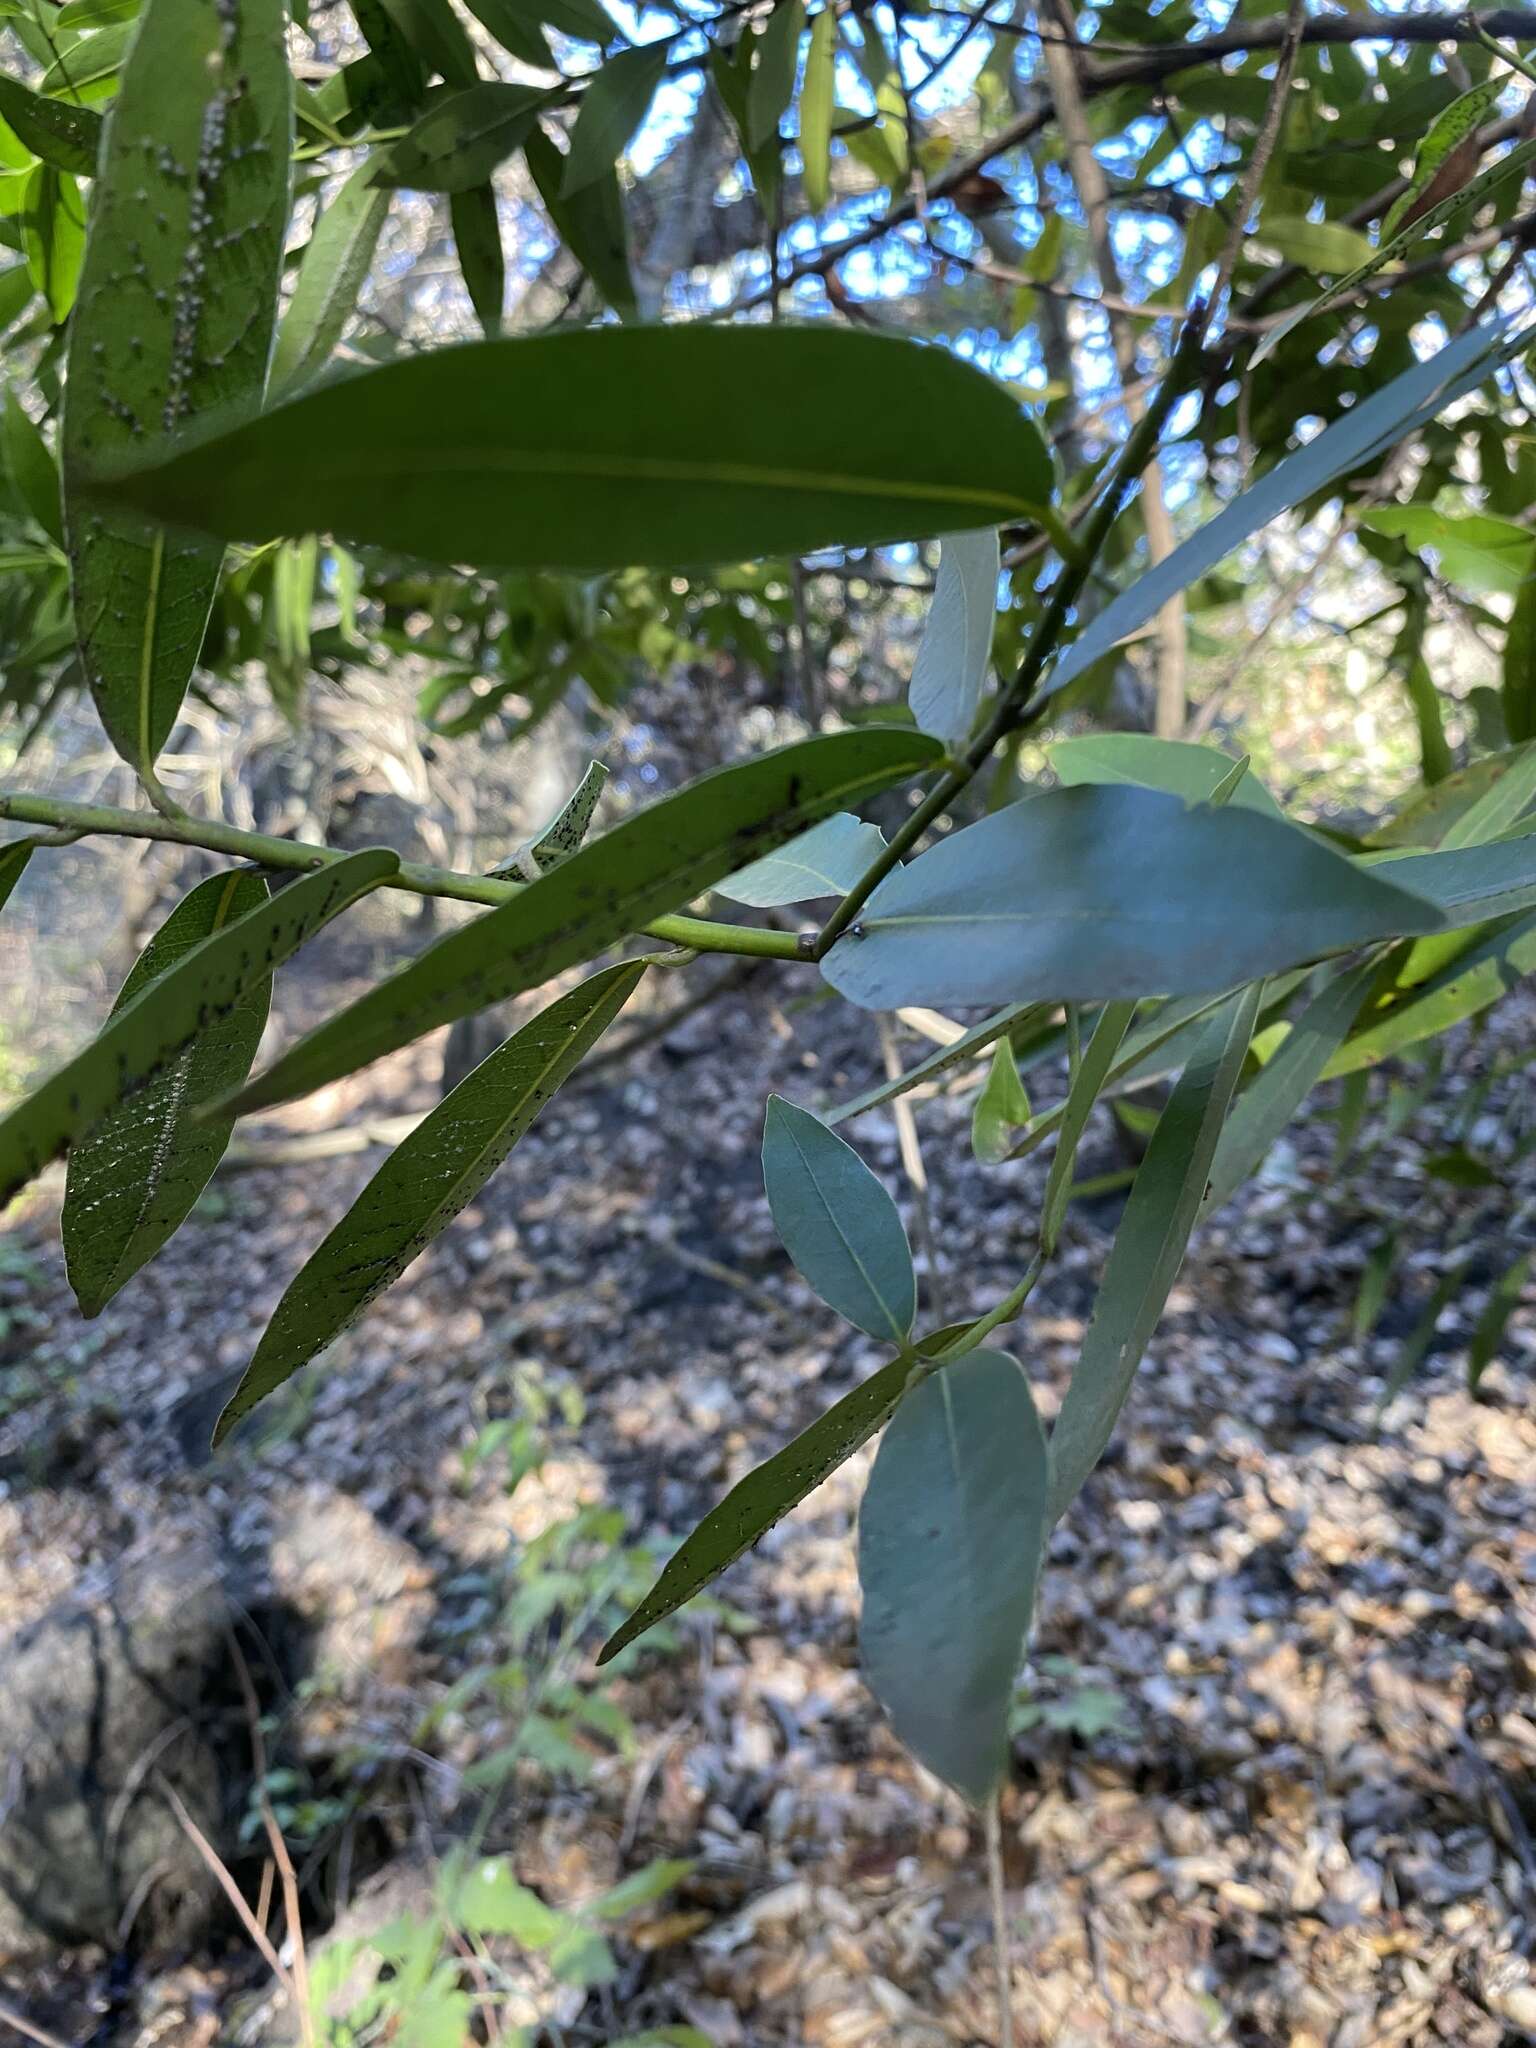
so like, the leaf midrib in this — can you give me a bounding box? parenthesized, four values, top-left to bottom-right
(237, 964, 642, 1418)
(782, 1115, 908, 1343)
(153, 445, 1036, 521)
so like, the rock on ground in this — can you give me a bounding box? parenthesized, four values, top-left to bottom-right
(0, 1521, 229, 1964)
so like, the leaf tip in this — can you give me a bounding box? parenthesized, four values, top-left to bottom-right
(209, 1392, 245, 1451)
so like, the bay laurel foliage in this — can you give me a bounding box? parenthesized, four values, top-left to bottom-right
(3, 0, 1536, 1802)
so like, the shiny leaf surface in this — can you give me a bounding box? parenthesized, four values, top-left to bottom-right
(859, 1350, 1048, 1802)
(62, 870, 271, 1316)
(822, 787, 1442, 1011)
(213, 959, 644, 1443)
(90, 328, 1055, 571)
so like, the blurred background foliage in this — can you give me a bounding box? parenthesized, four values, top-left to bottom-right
(2, 0, 1534, 832)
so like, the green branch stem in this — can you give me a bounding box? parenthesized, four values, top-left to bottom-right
(0, 791, 806, 961)
(814, 313, 1208, 958)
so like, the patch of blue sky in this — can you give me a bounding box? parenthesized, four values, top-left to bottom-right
(577, 0, 1505, 476)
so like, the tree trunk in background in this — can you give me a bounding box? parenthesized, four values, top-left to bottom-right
(1039, 0, 1188, 738)
(977, 136, 1147, 729)
(633, 87, 732, 320)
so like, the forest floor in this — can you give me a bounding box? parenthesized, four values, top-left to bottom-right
(2, 904, 1535, 2048)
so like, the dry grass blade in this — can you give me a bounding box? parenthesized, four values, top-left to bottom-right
(0, 1998, 74, 2048)
(230, 1633, 315, 2046)
(158, 1773, 295, 2001)
(985, 1792, 1015, 2048)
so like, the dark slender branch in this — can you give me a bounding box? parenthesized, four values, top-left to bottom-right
(1041, 0, 1185, 736)
(1235, 106, 1525, 320)
(1206, 0, 1306, 332)
(813, 315, 1210, 956)
(742, 17, 1536, 308)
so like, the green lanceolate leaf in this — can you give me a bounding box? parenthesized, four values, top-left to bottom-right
(1506, 579, 1536, 745)
(213, 958, 644, 1445)
(21, 165, 85, 323)
(1468, 1251, 1530, 1393)
(598, 1351, 914, 1665)
(1039, 1001, 1134, 1256)
(527, 761, 607, 865)
(711, 33, 780, 209)
(1050, 732, 1286, 820)
(372, 82, 554, 192)
(799, 5, 834, 210)
(821, 787, 1442, 1011)
(1378, 1261, 1465, 1413)
(490, 760, 610, 879)
(763, 1093, 915, 1340)
(2, 390, 64, 548)
(56, 0, 142, 29)
(62, 0, 292, 780)
(1379, 74, 1505, 241)
(1252, 140, 1536, 366)
(1364, 506, 1534, 598)
(592, 1860, 695, 1919)
(270, 164, 390, 395)
(1369, 747, 1532, 848)
(90, 327, 1055, 571)
(0, 265, 35, 339)
(909, 527, 997, 749)
(1424, 1147, 1499, 1190)
(524, 123, 635, 320)
(1373, 832, 1536, 928)
(859, 1349, 1049, 1802)
(828, 1002, 1042, 1125)
(562, 42, 669, 197)
(379, 0, 480, 89)
(61, 870, 271, 1317)
(0, 849, 395, 1211)
(1202, 959, 1378, 1217)
(1016, 984, 1337, 1150)
(0, 76, 102, 179)
(536, 0, 616, 40)
(1333, 1069, 1370, 1172)
(1048, 984, 1260, 1524)
(1438, 740, 1536, 847)
(1324, 911, 1536, 1076)
(747, 0, 804, 149)
(0, 836, 37, 917)
(459, 0, 551, 68)
(716, 810, 884, 906)
(1401, 649, 1453, 788)
(1354, 1233, 1398, 1342)
(971, 1038, 1030, 1165)
(1254, 212, 1377, 275)
(40, 22, 134, 92)
(352, 0, 427, 108)
(1362, 760, 1536, 989)
(225, 728, 942, 1117)
(450, 181, 504, 336)
(1207, 754, 1252, 807)
(267, 534, 316, 718)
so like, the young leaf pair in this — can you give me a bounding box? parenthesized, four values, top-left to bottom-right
(607, 1093, 1053, 1807)
(597, 1096, 929, 1673)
